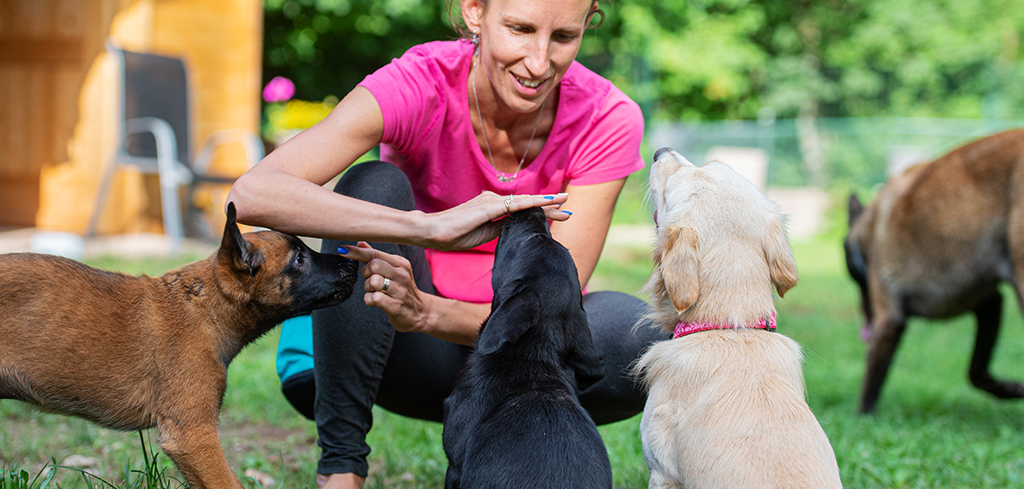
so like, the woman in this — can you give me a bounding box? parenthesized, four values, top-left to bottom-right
(228, 0, 666, 487)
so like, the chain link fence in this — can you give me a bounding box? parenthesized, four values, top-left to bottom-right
(648, 117, 1024, 191)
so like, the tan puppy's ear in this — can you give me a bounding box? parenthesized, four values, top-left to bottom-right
(660, 225, 700, 312)
(765, 215, 798, 297)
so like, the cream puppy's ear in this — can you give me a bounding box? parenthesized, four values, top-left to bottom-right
(765, 214, 798, 297)
(659, 225, 700, 312)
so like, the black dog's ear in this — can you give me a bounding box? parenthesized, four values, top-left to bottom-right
(476, 286, 539, 355)
(848, 194, 864, 226)
(566, 313, 605, 391)
(220, 202, 263, 276)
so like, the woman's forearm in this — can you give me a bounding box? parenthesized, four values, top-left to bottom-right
(229, 170, 430, 246)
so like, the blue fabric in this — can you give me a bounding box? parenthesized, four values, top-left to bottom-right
(276, 314, 314, 382)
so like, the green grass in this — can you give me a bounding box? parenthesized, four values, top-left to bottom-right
(5, 209, 1024, 487)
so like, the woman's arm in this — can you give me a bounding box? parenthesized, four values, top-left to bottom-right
(227, 87, 568, 250)
(551, 177, 628, 289)
(347, 177, 628, 346)
(228, 87, 396, 237)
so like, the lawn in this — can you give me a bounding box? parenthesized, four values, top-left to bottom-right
(4, 212, 1024, 487)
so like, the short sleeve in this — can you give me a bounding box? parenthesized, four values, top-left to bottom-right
(564, 87, 646, 186)
(358, 47, 443, 156)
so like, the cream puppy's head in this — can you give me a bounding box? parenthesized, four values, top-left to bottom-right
(644, 147, 798, 332)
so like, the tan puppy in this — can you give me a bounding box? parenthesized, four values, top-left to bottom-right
(0, 203, 358, 489)
(846, 129, 1024, 414)
(633, 148, 842, 488)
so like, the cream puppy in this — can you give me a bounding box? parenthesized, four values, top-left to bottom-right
(633, 148, 842, 489)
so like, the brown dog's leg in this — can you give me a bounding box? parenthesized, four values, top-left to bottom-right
(969, 292, 1024, 398)
(159, 418, 243, 489)
(859, 315, 907, 414)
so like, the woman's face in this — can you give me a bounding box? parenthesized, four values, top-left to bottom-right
(464, 0, 594, 114)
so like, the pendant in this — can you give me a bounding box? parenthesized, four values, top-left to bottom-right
(497, 174, 515, 183)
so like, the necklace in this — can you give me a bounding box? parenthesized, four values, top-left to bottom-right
(471, 50, 547, 184)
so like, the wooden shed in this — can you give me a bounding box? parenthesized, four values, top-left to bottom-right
(0, 0, 263, 235)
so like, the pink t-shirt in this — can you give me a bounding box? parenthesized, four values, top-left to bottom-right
(358, 40, 645, 303)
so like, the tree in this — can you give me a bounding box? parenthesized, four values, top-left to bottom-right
(263, 0, 455, 102)
(263, 0, 1024, 122)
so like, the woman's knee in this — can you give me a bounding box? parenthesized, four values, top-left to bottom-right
(333, 160, 415, 211)
(583, 291, 648, 329)
(576, 291, 668, 424)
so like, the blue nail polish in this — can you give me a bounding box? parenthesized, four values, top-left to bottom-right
(544, 195, 555, 199)
(337, 247, 349, 255)
(562, 211, 573, 215)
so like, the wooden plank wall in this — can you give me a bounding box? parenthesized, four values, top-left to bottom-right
(0, 0, 262, 234)
(0, 0, 107, 226)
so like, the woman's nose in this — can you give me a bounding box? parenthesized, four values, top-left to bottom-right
(523, 37, 551, 75)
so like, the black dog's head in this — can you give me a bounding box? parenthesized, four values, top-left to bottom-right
(478, 208, 605, 391)
(844, 194, 874, 341)
(217, 202, 359, 319)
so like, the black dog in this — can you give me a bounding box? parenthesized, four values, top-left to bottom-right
(441, 208, 612, 489)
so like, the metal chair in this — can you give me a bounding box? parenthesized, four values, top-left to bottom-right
(87, 40, 264, 252)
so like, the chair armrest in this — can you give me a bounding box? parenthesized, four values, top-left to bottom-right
(124, 117, 194, 186)
(193, 128, 266, 176)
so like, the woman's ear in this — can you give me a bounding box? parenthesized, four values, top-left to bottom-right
(461, 0, 484, 34)
(586, 1, 605, 29)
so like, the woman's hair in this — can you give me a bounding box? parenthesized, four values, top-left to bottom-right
(445, 0, 605, 39)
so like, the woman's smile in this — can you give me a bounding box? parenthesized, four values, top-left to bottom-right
(514, 73, 543, 90)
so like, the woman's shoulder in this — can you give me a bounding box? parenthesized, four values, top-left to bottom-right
(388, 40, 473, 82)
(560, 62, 642, 125)
(400, 39, 472, 59)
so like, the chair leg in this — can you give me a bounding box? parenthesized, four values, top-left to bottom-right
(86, 161, 120, 237)
(159, 179, 184, 255)
(133, 116, 185, 255)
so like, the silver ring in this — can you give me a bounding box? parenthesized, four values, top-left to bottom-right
(381, 277, 390, 292)
(504, 194, 514, 214)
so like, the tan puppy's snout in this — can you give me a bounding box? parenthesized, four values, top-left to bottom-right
(653, 147, 697, 168)
(653, 147, 673, 161)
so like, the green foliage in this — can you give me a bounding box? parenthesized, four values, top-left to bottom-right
(263, 0, 1024, 121)
(263, 0, 455, 102)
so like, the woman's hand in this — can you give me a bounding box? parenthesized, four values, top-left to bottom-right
(422, 191, 570, 251)
(342, 242, 430, 333)
(338, 241, 493, 344)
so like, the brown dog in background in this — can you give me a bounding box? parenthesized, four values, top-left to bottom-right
(634, 148, 842, 488)
(846, 129, 1024, 414)
(0, 202, 358, 488)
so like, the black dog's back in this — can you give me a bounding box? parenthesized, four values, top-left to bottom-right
(459, 386, 610, 488)
(442, 208, 611, 489)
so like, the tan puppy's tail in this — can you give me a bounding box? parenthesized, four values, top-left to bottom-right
(628, 340, 680, 392)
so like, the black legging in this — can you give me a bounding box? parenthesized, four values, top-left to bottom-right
(306, 161, 669, 477)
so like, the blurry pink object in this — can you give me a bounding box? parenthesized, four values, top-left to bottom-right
(263, 76, 295, 103)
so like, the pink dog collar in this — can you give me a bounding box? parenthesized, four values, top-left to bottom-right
(672, 312, 778, 339)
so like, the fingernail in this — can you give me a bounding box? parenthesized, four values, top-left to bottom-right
(544, 195, 555, 199)
(562, 211, 573, 215)
(557, 192, 568, 197)
(337, 247, 349, 255)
